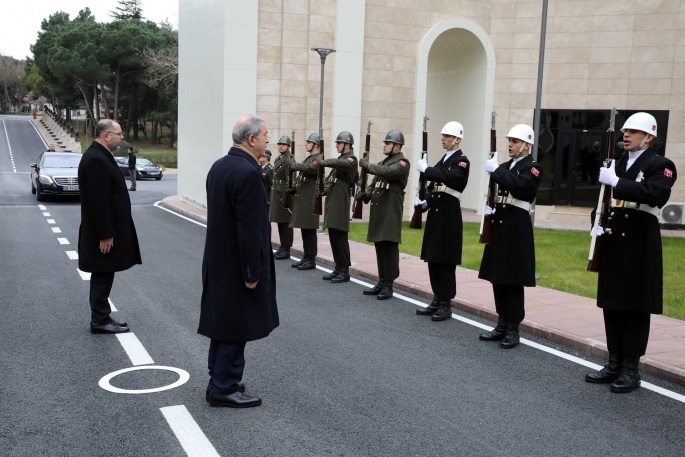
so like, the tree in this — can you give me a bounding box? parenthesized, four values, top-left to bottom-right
(141, 31, 178, 146)
(111, 0, 144, 20)
(0, 55, 26, 113)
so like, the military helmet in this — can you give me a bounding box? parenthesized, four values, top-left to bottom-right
(277, 135, 291, 146)
(264, 149, 272, 158)
(384, 130, 405, 145)
(306, 133, 322, 145)
(335, 131, 354, 145)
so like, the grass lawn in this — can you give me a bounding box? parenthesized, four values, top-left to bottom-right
(348, 222, 685, 321)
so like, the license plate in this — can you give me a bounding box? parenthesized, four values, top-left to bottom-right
(63, 185, 79, 191)
(149, 171, 159, 175)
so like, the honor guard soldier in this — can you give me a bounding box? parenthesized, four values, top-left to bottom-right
(319, 131, 359, 283)
(260, 150, 273, 200)
(271, 137, 293, 260)
(478, 124, 542, 349)
(357, 130, 410, 300)
(287, 133, 323, 270)
(414, 122, 470, 321)
(585, 113, 677, 393)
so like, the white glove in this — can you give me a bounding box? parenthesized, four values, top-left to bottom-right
(484, 152, 499, 174)
(598, 161, 619, 187)
(485, 205, 496, 216)
(414, 196, 427, 210)
(592, 225, 604, 237)
(416, 157, 428, 173)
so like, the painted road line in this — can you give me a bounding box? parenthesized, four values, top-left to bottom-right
(66, 251, 78, 260)
(153, 201, 207, 227)
(115, 333, 154, 366)
(57, 238, 69, 245)
(160, 405, 221, 457)
(77, 269, 91, 280)
(47, 219, 55, 224)
(51, 227, 62, 233)
(38, 205, 46, 210)
(42, 212, 50, 216)
(108, 298, 118, 312)
(2, 120, 16, 173)
(28, 118, 49, 149)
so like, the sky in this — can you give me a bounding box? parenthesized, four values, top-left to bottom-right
(0, 0, 179, 60)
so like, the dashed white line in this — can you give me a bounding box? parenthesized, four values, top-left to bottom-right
(115, 333, 154, 366)
(160, 405, 221, 457)
(52, 227, 62, 233)
(108, 298, 118, 312)
(57, 237, 69, 245)
(66, 251, 78, 260)
(2, 120, 16, 173)
(77, 269, 91, 280)
(47, 219, 55, 224)
(38, 205, 47, 210)
(42, 212, 51, 216)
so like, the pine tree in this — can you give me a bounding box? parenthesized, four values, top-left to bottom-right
(111, 0, 144, 20)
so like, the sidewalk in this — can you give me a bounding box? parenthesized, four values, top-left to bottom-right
(162, 195, 685, 386)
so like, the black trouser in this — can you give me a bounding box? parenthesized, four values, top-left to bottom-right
(129, 168, 136, 189)
(603, 309, 651, 358)
(208, 340, 246, 394)
(428, 263, 457, 301)
(277, 222, 293, 249)
(492, 284, 525, 325)
(90, 272, 115, 324)
(374, 241, 399, 284)
(328, 228, 351, 268)
(301, 228, 317, 261)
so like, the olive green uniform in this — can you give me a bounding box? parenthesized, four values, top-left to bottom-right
(270, 151, 293, 250)
(262, 163, 273, 200)
(288, 153, 322, 260)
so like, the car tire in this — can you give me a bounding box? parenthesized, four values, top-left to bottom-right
(36, 182, 45, 201)
(31, 182, 36, 194)
(155, 176, 162, 180)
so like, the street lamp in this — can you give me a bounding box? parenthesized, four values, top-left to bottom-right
(310, 48, 336, 137)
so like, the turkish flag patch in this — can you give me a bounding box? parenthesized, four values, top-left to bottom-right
(458, 162, 467, 168)
(665, 168, 673, 178)
(348, 157, 354, 162)
(313, 160, 317, 165)
(399, 161, 406, 167)
(531, 167, 540, 177)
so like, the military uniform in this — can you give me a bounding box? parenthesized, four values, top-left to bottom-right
(270, 139, 294, 258)
(262, 162, 273, 200)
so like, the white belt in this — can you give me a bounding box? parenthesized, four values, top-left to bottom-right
(434, 184, 461, 200)
(611, 199, 660, 217)
(496, 195, 531, 212)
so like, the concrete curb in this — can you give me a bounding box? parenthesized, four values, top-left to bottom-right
(160, 195, 685, 387)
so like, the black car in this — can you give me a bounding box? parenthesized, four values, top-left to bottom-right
(30, 152, 82, 201)
(115, 157, 163, 180)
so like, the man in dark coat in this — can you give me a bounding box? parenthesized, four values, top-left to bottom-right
(414, 121, 470, 321)
(127, 146, 137, 191)
(78, 120, 141, 334)
(585, 112, 677, 393)
(478, 124, 542, 349)
(199, 115, 279, 408)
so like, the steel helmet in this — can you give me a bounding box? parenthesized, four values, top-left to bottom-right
(306, 133, 322, 145)
(384, 130, 405, 145)
(506, 124, 535, 145)
(440, 121, 464, 139)
(277, 135, 291, 146)
(335, 131, 354, 145)
(621, 112, 657, 138)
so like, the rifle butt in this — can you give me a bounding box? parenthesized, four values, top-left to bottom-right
(409, 206, 423, 230)
(479, 215, 492, 244)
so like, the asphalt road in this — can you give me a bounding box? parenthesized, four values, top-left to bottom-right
(1, 115, 684, 456)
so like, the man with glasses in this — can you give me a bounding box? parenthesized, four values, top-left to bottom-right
(78, 120, 141, 335)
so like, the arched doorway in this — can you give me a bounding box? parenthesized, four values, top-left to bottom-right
(413, 19, 495, 213)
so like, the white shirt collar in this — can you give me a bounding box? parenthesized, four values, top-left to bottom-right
(443, 148, 459, 162)
(626, 148, 646, 169)
(509, 156, 525, 170)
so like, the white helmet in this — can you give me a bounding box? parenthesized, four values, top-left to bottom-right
(441, 121, 464, 139)
(621, 112, 657, 138)
(506, 124, 535, 145)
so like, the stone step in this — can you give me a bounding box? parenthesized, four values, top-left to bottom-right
(549, 207, 593, 223)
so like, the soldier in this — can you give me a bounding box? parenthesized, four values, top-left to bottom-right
(287, 133, 323, 271)
(414, 122, 470, 321)
(478, 124, 542, 349)
(356, 130, 410, 300)
(259, 150, 273, 201)
(271, 137, 294, 260)
(585, 113, 677, 393)
(319, 131, 359, 283)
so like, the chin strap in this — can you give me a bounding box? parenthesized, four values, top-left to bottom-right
(638, 134, 650, 150)
(448, 137, 459, 150)
(512, 142, 527, 158)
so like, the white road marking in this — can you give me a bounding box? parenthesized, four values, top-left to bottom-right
(158, 201, 685, 404)
(2, 120, 16, 173)
(52, 227, 62, 233)
(77, 269, 91, 280)
(57, 237, 69, 245)
(42, 212, 50, 216)
(153, 201, 207, 227)
(28, 118, 49, 149)
(66, 251, 78, 260)
(108, 298, 118, 312)
(115, 333, 155, 366)
(99, 366, 190, 395)
(160, 405, 221, 457)
(38, 205, 46, 210)
(47, 219, 55, 224)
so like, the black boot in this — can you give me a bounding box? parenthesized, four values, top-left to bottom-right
(377, 282, 394, 300)
(297, 259, 316, 270)
(274, 248, 290, 260)
(331, 267, 350, 283)
(500, 323, 520, 349)
(323, 266, 340, 280)
(585, 353, 623, 384)
(431, 301, 452, 321)
(291, 259, 303, 268)
(610, 357, 641, 393)
(363, 281, 384, 296)
(416, 295, 440, 315)
(479, 318, 507, 341)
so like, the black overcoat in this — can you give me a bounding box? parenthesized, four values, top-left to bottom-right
(78, 141, 142, 273)
(478, 155, 542, 287)
(198, 147, 279, 342)
(596, 149, 677, 314)
(420, 150, 470, 265)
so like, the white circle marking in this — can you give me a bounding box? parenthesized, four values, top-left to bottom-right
(98, 365, 190, 394)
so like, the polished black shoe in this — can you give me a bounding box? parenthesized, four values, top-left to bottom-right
(274, 249, 290, 260)
(610, 357, 641, 393)
(110, 318, 128, 327)
(500, 323, 520, 349)
(323, 269, 340, 280)
(90, 321, 129, 334)
(416, 296, 440, 315)
(129, 188, 136, 191)
(431, 302, 452, 321)
(297, 259, 316, 270)
(479, 322, 507, 341)
(377, 285, 394, 300)
(331, 269, 350, 283)
(363, 282, 384, 295)
(585, 353, 623, 384)
(291, 259, 303, 268)
(209, 389, 262, 408)
(206, 382, 245, 402)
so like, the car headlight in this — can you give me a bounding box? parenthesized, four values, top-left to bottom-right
(39, 175, 53, 185)
(137, 166, 145, 171)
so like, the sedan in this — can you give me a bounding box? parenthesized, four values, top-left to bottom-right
(115, 157, 164, 180)
(30, 152, 82, 201)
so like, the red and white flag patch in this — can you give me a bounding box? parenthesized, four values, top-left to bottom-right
(665, 168, 673, 178)
(348, 157, 354, 162)
(399, 161, 406, 167)
(313, 160, 318, 165)
(458, 162, 467, 168)
(531, 167, 540, 177)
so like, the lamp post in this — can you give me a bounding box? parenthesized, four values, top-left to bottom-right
(310, 48, 336, 137)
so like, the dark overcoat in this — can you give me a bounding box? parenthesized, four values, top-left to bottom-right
(78, 141, 142, 273)
(420, 150, 470, 265)
(596, 149, 677, 314)
(322, 151, 358, 232)
(478, 155, 542, 287)
(269, 152, 292, 223)
(198, 147, 279, 342)
(262, 163, 273, 200)
(288, 153, 322, 230)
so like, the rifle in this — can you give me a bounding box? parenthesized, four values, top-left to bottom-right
(352, 120, 373, 219)
(588, 107, 617, 272)
(281, 131, 295, 210)
(313, 133, 324, 215)
(409, 116, 429, 229)
(479, 111, 498, 243)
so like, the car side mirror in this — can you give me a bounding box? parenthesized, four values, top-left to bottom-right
(30, 163, 37, 168)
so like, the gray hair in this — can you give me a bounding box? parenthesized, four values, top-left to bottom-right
(232, 115, 265, 145)
(95, 119, 116, 138)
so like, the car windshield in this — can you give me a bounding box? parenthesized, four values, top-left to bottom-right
(42, 155, 82, 168)
(138, 159, 153, 165)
